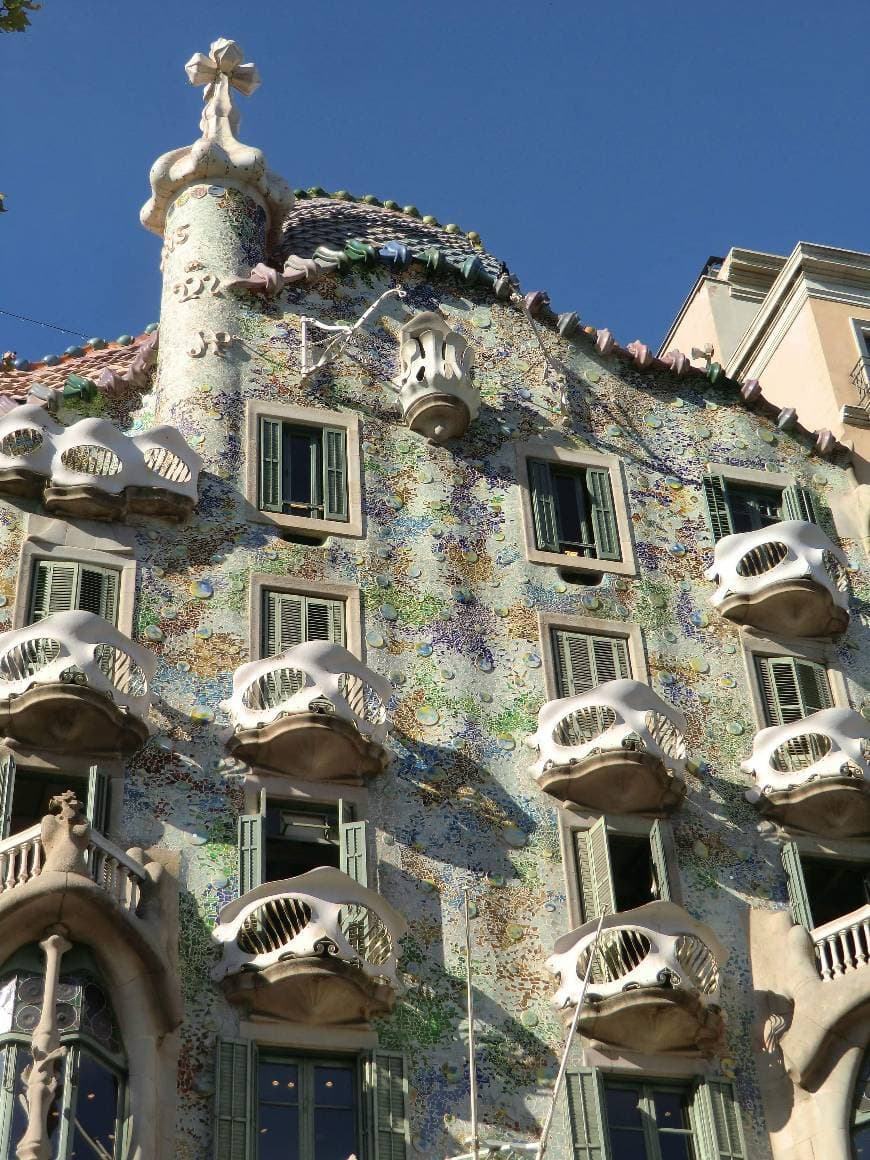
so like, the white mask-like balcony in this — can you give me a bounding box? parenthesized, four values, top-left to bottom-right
(0, 405, 201, 521)
(224, 641, 391, 783)
(0, 611, 154, 756)
(547, 901, 726, 1055)
(743, 707, 870, 837)
(395, 311, 479, 444)
(529, 680, 688, 814)
(212, 866, 407, 1025)
(704, 521, 849, 638)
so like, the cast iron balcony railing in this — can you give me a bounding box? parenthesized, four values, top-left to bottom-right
(743, 707, 870, 837)
(705, 520, 849, 637)
(211, 866, 407, 1025)
(0, 610, 154, 755)
(529, 679, 687, 813)
(224, 640, 391, 782)
(850, 355, 870, 407)
(547, 901, 726, 1054)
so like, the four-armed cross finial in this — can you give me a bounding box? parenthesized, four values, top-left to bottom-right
(184, 38, 260, 144)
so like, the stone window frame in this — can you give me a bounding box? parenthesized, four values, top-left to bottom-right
(13, 516, 137, 636)
(739, 627, 851, 731)
(538, 611, 647, 700)
(244, 400, 363, 540)
(0, 744, 124, 837)
(248, 573, 363, 662)
(515, 442, 636, 577)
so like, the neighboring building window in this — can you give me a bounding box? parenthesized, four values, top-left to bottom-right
(214, 1042, 410, 1160)
(701, 475, 823, 542)
(851, 1045, 870, 1157)
(782, 841, 870, 931)
(0, 755, 110, 839)
(527, 458, 621, 561)
(261, 589, 346, 656)
(573, 817, 672, 922)
(0, 948, 127, 1160)
(754, 655, 833, 726)
(28, 559, 120, 625)
(258, 417, 348, 523)
(238, 798, 367, 896)
(551, 629, 631, 698)
(566, 1070, 746, 1159)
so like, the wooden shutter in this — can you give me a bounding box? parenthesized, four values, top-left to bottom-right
(86, 765, 111, 835)
(565, 1069, 610, 1159)
(781, 484, 821, 526)
(552, 631, 630, 698)
(693, 1079, 747, 1160)
(340, 818, 369, 888)
(701, 474, 735, 542)
(305, 596, 346, 645)
(78, 566, 119, 624)
(262, 591, 305, 656)
(28, 560, 77, 622)
(323, 427, 349, 521)
(258, 416, 283, 512)
(575, 818, 615, 922)
(238, 814, 264, 896)
(214, 1039, 255, 1160)
(648, 819, 672, 902)
(370, 1052, 410, 1160)
(781, 842, 813, 929)
(755, 657, 832, 726)
(586, 467, 621, 561)
(528, 459, 560, 552)
(0, 755, 15, 840)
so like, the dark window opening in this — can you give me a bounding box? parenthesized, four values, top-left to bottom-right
(802, 855, 870, 928)
(10, 769, 89, 836)
(727, 483, 783, 534)
(257, 1056, 358, 1160)
(610, 834, 660, 912)
(604, 1081, 698, 1160)
(264, 801, 340, 883)
(552, 469, 594, 554)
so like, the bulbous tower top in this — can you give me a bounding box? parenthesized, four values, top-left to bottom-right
(140, 37, 293, 247)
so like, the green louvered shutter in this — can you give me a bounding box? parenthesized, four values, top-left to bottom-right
(305, 596, 346, 645)
(565, 1069, 610, 1159)
(86, 765, 111, 835)
(586, 467, 621, 561)
(262, 592, 304, 656)
(575, 817, 615, 922)
(259, 416, 283, 512)
(701, 474, 735, 543)
(693, 1079, 747, 1160)
(781, 842, 813, 929)
(323, 427, 349, 521)
(0, 1045, 20, 1158)
(0, 755, 15, 840)
(649, 819, 672, 902)
(28, 560, 78, 622)
(370, 1053, 410, 1160)
(756, 657, 832, 726)
(529, 459, 560, 552)
(340, 818, 369, 888)
(238, 814, 264, 897)
(214, 1039, 255, 1160)
(553, 632, 631, 698)
(78, 566, 119, 624)
(782, 484, 822, 526)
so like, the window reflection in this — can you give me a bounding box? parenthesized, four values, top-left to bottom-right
(69, 1052, 120, 1159)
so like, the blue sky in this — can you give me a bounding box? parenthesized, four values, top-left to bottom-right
(3, 1, 868, 361)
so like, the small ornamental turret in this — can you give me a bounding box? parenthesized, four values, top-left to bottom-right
(395, 310, 479, 443)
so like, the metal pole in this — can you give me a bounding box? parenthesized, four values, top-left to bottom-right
(536, 913, 606, 1160)
(464, 889, 480, 1160)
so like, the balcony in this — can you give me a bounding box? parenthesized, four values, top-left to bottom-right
(394, 311, 480, 443)
(0, 611, 154, 756)
(529, 680, 687, 814)
(547, 901, 726, 1055)
(212, 866, 407, 1025)
(743, 708, 870, 837)
(705, 521, 849, 637)
(0, 404, 201, 521)
(813, 905, 870, 981)
(224, 641, 391, 783)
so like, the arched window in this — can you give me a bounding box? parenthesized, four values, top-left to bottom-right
(852, 1046, 870, 1158)
(0, 944, 127, 1159)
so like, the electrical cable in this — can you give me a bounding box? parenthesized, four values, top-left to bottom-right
(0, 307, 88, 340)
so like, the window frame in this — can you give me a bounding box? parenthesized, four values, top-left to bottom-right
(0, 748, 121, 839)
(701, 462, 836, 542)
(739, 629, 850, 731)
(245, 401, 363, 539)
(249, 574, 362, 662)
(602, 1076, 700, 1159)
(538, 613, 647, 702)
(255, 1051, 364, 1160)
(782, 833, 870, 933)
(516, 444, 636, 576)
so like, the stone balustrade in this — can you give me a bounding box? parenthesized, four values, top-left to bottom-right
(813, 904, 870, 981)
(0, 403, 201, 519)
(704, 520, 849, 637)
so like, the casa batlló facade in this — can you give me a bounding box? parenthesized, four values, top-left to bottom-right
(0, 35, 868, 1160)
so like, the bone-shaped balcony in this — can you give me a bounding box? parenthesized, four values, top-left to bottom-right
(0, 611, 154, 756)
(743, 707, 870, 837)
(704, 520, 849, 637)
(529, 679, 687, 814)
(547, 901, 726, 1055)
(0, 404, 201, 521)
(212, 866, 407, 1025)
(395, 311, 479, 443)
(224, 641, 391, 782)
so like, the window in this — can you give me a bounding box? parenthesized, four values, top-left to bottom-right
(565, 1070, 746, 1159)
(0, 755, 110, 838)
(28, 559, 120, 625)
(754, 655, 833, 726)
(259, 418, 348, 523)
(782, 841, 870, 931)
(214, 1043, 410, 1160)
(0, 946, 127, 1160)
(262, 589, 345, 656)
(572, 817, 673, 923)
(851, 1044, 870, 1158)
(701, 474, 824, 542)
(551, 629, 632, 698)
(239, 798, 367, 895)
